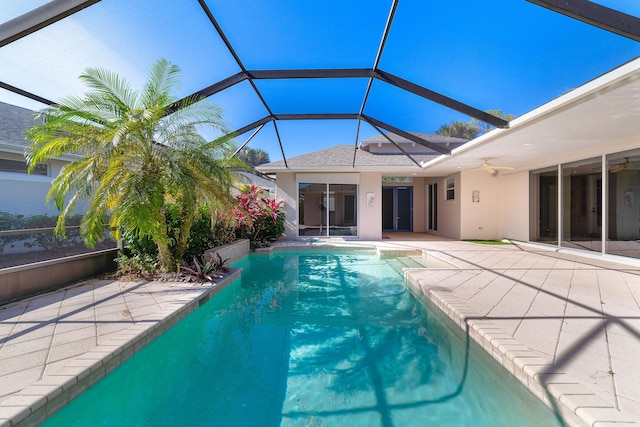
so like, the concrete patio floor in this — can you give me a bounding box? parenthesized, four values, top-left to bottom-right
(1, 235, 640, 426)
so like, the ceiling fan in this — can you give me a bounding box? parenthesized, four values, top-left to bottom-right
(610, 157, 636, 173)
(480, 160, 514, 175)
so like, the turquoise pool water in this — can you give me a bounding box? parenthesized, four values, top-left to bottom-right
(43, 250, 561, 426)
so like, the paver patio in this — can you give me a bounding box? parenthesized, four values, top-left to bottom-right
(1, 235, 639, 426)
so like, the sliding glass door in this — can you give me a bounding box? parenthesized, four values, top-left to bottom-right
(531, 148, 640, 260)
(298, 183, 358, 237)
(561, 157, 602, 252)
(530, 167, 557, 244)
(606, 149, 640, 259)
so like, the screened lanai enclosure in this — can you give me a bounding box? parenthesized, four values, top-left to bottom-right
(1, 0, 639, 160)
(1, 0, 640, 259)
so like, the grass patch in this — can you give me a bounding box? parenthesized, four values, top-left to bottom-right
(464, 240, 513, 245)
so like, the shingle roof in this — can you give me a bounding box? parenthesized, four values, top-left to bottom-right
(360, 133, 468, 147)
(258, 133, 466, 170)
(260, 145, 439, 169)
(0, 102, 38, 148)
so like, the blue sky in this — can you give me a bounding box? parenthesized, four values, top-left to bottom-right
(1, 0, 639, 161)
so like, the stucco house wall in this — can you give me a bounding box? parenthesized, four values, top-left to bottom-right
(0, 151, 69, 216)
(456, 169, 529, 241)
(437, 172, 462, 240)
(411, 177, 425, 232)
(459, 169, 500, 240)
(497, 171, 530, 242)
(359, 172, 382, 240)
(275, 172, 298, 239)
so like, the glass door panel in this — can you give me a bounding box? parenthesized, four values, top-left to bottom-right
(382, 186, 413, 232)
(298, 183, 325, 236)
(328, 184, 357, 236)
(606, 149, 640, 259)
(530, 167, 558, 244)
(561, 158, 602, 252)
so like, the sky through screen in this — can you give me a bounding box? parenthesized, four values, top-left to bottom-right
(0, 0, 639, 161)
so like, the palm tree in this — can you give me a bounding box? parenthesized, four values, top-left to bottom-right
(470, 109, 515, 135)
(237, 147, 270, 166)
(435, 120, 480, 139)
(26, 58, 240, 272)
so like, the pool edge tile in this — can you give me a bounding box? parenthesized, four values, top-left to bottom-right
(404, 270, 640, 427)
(1, 270, 241, 427)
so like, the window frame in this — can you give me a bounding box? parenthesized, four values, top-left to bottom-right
(445, 177, 455, 201)
(0, 157, 49, 176)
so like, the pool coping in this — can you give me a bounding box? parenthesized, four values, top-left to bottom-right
(403, 259, 640, 427)
(0, 269, 241, 427)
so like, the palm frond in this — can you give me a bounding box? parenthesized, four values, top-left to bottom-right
(141, 58, 180, 108)
(80, 66, 139, 111)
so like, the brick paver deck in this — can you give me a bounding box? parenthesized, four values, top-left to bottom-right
(1, 235, 639, 426)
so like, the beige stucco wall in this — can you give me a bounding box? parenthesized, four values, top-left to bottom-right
(457, 169, 530, 241)
(497, 170, 530, 241)
(436, 172, 462, 239)
(0, 158, 68, 216)
(274, 172, 298, 239)
(459, 169, 500, 240)
(275, 169, 531, 242)
(411, 177, 425, 232)
(359, 172, 382, 240)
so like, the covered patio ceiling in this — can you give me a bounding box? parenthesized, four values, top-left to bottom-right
(1, 0, 639, 172)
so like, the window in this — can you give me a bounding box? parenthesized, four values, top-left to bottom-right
(0, 158, 48, 176)
(445, 177, 455, 200)
(298, 183, 357, 237)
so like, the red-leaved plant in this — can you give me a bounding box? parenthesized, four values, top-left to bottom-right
(233, 184, 285, 249)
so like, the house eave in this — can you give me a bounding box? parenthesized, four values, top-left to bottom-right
(420, 55, 640, 174)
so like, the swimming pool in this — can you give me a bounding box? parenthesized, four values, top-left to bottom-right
(42, 250, 561, 426)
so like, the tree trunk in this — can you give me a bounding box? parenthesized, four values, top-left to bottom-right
(174, 206, 194, 264)
(155, 209, 176, 272)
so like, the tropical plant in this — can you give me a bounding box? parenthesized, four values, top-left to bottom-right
(435, 120, 480, 139)
(236, 147, 270, 166)
(470, 109, 515, 135)
(114, 253, 159, 279)
(232, 184, 285, 249)
(210, 209, 239, 247)
(209, 252, 230, 273)
(26, 58, 243, 272)
(120, 203, 238, 263)
(180, 254, 228, 283)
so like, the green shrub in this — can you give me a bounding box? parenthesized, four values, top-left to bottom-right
(121, 203, 238, 262)
(114, 253, 158, 279)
